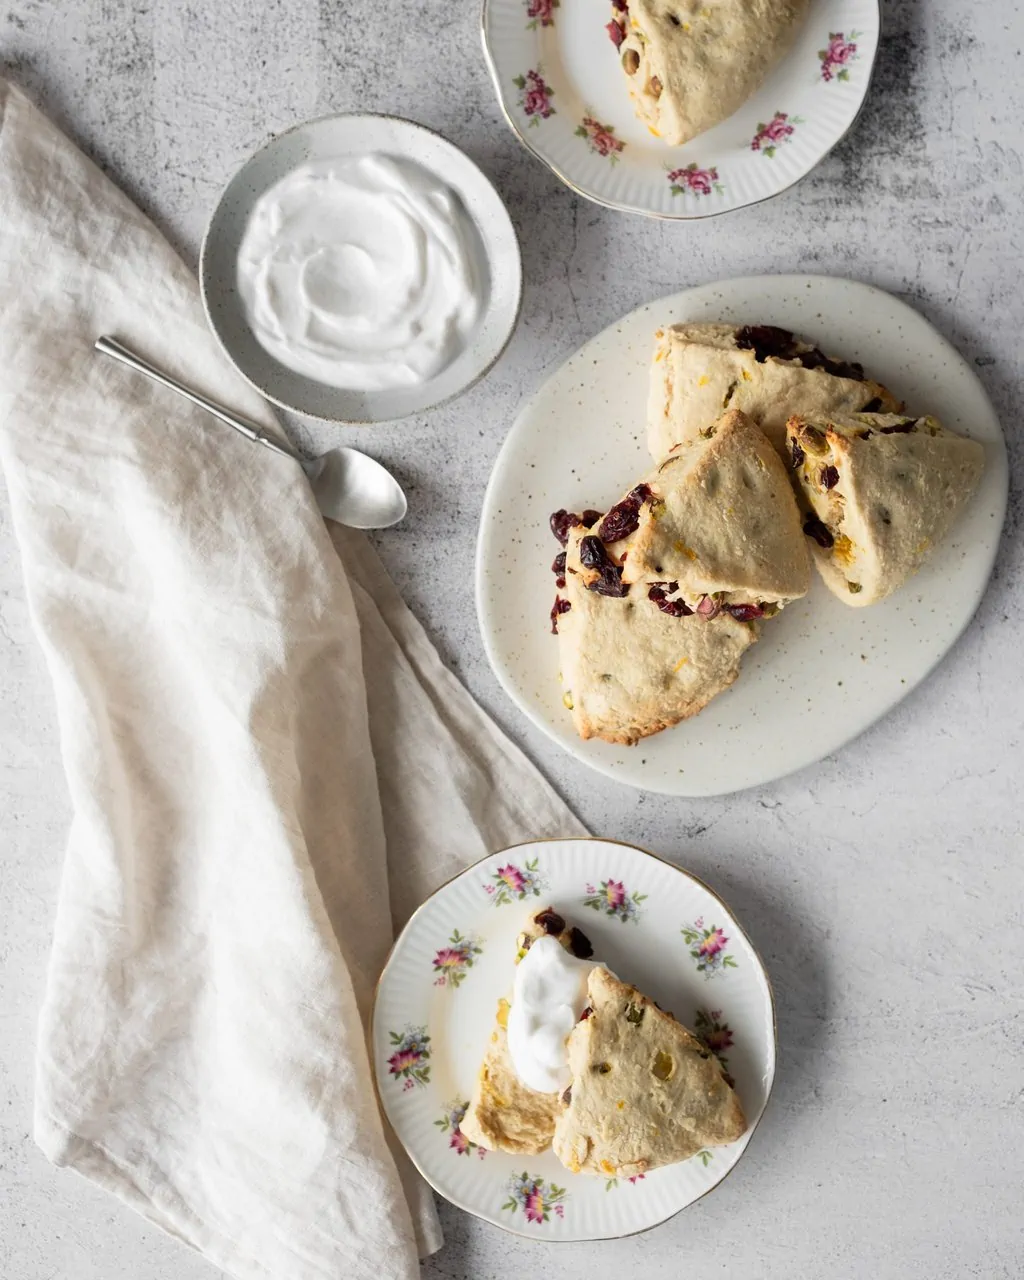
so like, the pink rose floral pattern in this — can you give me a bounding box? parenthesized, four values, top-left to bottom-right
(575, 116, 625, 163)
(694, 1007, 736, 1087)
(819, 31, 860, 82)
(387, 1026, 431, 1090)
(750, 111, 801, 158)
(513, 70, 555, 125)
(681, 917, 738, 977)
(432, 928, 483, 989)
(605, 1172, 646, 1191)
(525, 0, 558, 29)
(502, 1172, 567, 1224)
(668, 162, 724, 198)
(435, 1099, 486, 1158)
(582, 878, 647, 924)
(485, 856, 546, 907)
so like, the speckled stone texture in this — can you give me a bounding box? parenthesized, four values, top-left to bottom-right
(1, 2, 1022, 1278)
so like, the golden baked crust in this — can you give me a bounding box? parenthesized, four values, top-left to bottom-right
(612, 0, 811, 147)
(558, 524, 758, 745)
(552, 967, 746, 1176)
(786, 411, 986, 607)
(607, 408, 809, 608)
(648, 321, 901, 461)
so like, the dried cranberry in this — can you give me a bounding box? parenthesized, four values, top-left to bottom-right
(579, 536, 629, 598)
(820, 465, 840, 490)
(550, 595, 571, 633)
(879, 418, 917, 434)
(861, 396, 883, 412)
(567, 927, 594, 960)
(581, 508, 603, 528)
(561, 1086, 572, 1106)
(549, 509, 580, 546)
(612, 0, 627, 10)
(535, 908, 566, 936)
(606, 18, 625, 46)
(726, 603, 765, 622)
(803, 515, 835, 549)
(648, 582, 693, 617)
(797, 347, 865, 381)
(580, 1006, 593, 1021)
(735, 324, 800, 362)
(789, 438, 805, 469)
(597, 484, 653, 543)
(552, 551, 567, 587)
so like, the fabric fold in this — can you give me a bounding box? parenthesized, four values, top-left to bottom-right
(0, 78, 584, 1280)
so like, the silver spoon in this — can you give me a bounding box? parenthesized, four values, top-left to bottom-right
(94, 336, 408, 530)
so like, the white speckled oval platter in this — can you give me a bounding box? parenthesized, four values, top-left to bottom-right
(372, 838, 775, 1241)
(481, 0, 879, 218)
(475, 275, 1008, 797)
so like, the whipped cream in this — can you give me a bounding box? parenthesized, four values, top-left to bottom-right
(506, 935, 595, 1094)
(236, 153, 483, 391)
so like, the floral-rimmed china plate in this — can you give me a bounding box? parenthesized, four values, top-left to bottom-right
(371, 838, 776, 1240)
(481, 0, 879, 218)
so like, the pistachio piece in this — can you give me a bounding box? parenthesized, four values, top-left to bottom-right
(625, 1001, 645, 1025)
(652, 1050, 675, 1080)
(622, 48, 640, 74)
(649, 75, 663, 98)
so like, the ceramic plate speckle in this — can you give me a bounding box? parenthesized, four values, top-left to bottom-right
(201, 114, 522, 423)
(482, 0, 879, 218)
(475, 275, 1008, 796)
(372, 838, 775, 1240)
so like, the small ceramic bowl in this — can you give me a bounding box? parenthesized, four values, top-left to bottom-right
(200, 114, 523, 424)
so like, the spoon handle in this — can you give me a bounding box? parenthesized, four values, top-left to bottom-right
(94, 336, 302, 464)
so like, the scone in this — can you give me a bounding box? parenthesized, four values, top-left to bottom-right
(608, 0, 811, 147)
(786, 411, 986, 606)
(460, 908, 594, 1154)
(596, 408, 809, 615)
(556, 523, 759, 745)
(553, 967, 746, 1176)
(648, 322, 901, 461)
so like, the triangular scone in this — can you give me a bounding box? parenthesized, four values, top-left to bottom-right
(557, 524, 758, 745)
(460, 908, 593, 1154)
(596, 409, 809, 614)
(609, 0, 811, 147)
(552, 967, 746, 1177)
(648, 322, 901, 461)
(786, 412, 986, 607)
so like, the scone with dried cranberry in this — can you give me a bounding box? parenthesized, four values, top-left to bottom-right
(552, 967, 746, 1177)
(787, 411, 985, 606)
(648, 322, 901, 461)
(459, 908, 593, 1154)
(555, 522, 759, 745)
(597, 408, 809, 616)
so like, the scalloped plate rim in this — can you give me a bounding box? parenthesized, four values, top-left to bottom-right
(480, 0, 882, 220)
(371, 836, 777, 1241)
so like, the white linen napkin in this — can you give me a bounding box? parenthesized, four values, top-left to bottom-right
(0, 79, 584, 1279)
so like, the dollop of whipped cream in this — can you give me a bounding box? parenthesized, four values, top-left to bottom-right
(507, 935, 595, 1094)
(236, 153, 482, 391)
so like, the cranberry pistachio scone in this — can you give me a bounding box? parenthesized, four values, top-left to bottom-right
(607, 0, 811, 147)
(786, 411, 986, 607)
(596, 409, 809, 616)
(459, 908, 594, 1154)
(648, 322, 901, 461)
(552, 967, 746, 1176)
(555, 523, 759, 745)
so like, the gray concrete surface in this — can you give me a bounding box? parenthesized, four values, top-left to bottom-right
(1, 2, 1023, 1278)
